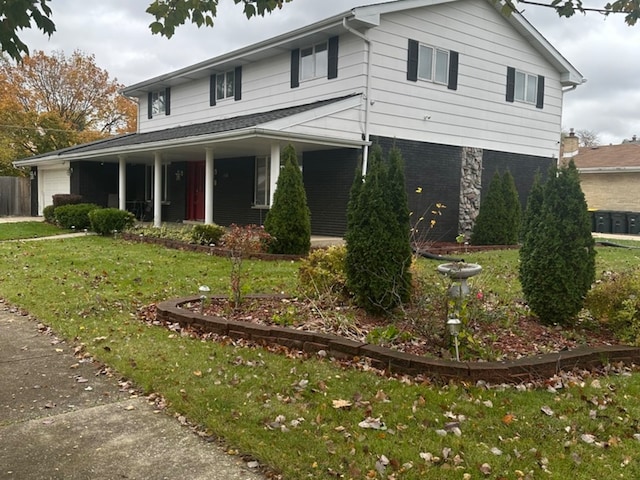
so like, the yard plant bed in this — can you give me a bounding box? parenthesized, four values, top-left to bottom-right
(151, 293, 635, 383)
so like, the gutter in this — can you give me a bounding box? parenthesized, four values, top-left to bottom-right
(13, 128, 368, 167)
(342, 18, 372, 175)
(579, 167, 640, 174)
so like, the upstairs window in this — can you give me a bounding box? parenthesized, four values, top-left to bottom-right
(209, 66, 242, 106)
(419, 45, 450, 84)
(216, 70, 235, 101)
(291, 36, 339, 88)
(506, 67, 545, 108)
(147, 88, 171, 119)
(300, 43, 328, 81)
(407, 39, 458, 90)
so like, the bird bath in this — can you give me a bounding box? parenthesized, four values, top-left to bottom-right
(437, 262, 482, 297)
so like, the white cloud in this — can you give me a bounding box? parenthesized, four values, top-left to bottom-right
(19, 0, 640, 144)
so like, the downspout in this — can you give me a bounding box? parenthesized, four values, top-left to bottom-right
(342, 18, 372, 176)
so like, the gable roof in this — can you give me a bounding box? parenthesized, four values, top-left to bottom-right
(122, 0, 583, 97)
(573, 143, 640, 171)
(13, 94, 362, 167)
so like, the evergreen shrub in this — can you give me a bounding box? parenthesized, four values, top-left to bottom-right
(519, 161, 595, 325)
(88, 208, 135, 235)
(52, 194, 82, 207)
(471, 171, 521, 245)
(191, 223, 226, 245)
(43, 205, 56, 224)
(54, 203, 100, 230)
(345, 144, 412, 314)
(264, 144, 311, 255)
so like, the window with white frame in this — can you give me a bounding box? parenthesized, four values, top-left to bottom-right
(151, 90, 166, 116)
(254, 156, 270, 207)
(216, 70, 235, 101)
(418, 44, 450, 84)
(253, 155, 304, 207)
(145, 164, 169, 203)
(514, 70, 538, 104)
(300, 42, 328, 81)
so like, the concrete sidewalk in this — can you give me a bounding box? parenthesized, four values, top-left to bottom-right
(0, 304, 264, 480)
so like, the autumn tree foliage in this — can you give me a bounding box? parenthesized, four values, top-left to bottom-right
(0, 50, 137, 174)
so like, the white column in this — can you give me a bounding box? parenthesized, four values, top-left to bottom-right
(153, 152, 162, 227)
(205, 147, 214, 224)
(269, 143, 281, 206)
(118, 155, 126, 211)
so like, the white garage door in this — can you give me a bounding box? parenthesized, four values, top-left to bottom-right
(39, 168, 70, 215)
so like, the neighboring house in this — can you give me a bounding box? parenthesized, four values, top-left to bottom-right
(13, 0, 583, 241)
(564, 133, 640, 233)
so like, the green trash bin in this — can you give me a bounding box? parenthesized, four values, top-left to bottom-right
(627, 212, 640, 235)
(611, 212, 627, 234)
(594, 211, 611, 233)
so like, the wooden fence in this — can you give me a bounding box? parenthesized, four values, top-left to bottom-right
(0, 176, 30, 216)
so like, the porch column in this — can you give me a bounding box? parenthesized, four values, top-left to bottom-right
(118, 155, 126, 211)
(205, 147, 214, 224)
(153, 152, 162, 227)
(269, 143, 281, 206)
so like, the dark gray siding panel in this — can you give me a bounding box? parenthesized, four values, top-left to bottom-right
(71, 161, 118, 207)
(303, 148, 359, 236)
(372, 136, 462, 243)
(213, 157, 267, 227)
(482, 150, 553, 211)
(165, 161, 187, 222)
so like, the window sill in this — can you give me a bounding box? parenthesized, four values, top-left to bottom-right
(251, 205, 271, 210)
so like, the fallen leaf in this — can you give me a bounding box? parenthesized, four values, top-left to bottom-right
(541, 406, 554, 416)
(502, 414, 515, 425)
(193, 370, 202, 377)
(581, 433, 596, 444)
(479, 463, 492, 476)
(358, 417, 387, 430)
(332, 399, 352, 409)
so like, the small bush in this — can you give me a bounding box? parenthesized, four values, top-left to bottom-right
(52, 194, 82, 207)
(54, 203, 100, 230)
(89, 208, 135, 236)
(191, 223, 226, 245)
(585, 269, 640, 345)
(126, 224, 194, 243)
(298, 245, 348, 298)
(43, 205, 56, 224)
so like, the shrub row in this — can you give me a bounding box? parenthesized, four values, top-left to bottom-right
(44, 203, 135, 235)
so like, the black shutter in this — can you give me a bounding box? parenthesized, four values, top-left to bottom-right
(536, 75, 545, 109)
(407, 39, 418, 82)
(164, 87, 171, 115)
(447, 50, 459, 90)
(147, 92, 153, 119)
(328, 36, 339, 79)
(291, 49, 300, 88)
(209, 74, 217, 106)
(234, 66, 242, 101)
(506, 67, 515, 103)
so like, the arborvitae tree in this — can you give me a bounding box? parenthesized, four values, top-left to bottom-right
(470, 171, 506, 245)
(264, 144, 311, 255)
(345, 144, 412, 314)
(386, 146, 412, 304)
(519, 160, 596, 325)
(501, 170, 522, 245)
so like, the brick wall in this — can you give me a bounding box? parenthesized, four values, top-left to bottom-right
(580, 172, 640, 211)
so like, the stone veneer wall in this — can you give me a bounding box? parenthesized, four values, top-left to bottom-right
(458, 147, 483, 238)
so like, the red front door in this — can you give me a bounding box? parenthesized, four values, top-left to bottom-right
(187, 161, 205, 220)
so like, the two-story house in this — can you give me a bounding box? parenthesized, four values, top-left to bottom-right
(14, 0, 584, 241)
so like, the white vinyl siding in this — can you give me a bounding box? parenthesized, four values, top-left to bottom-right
(137, 34, 364, 134)
(136, 0, 564, 158)
(366, 0, 563, 157)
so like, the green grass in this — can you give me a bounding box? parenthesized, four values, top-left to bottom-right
(1, 237, 640, 479)
(0, 221, 71, 240)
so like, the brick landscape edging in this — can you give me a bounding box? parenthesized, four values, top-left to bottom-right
(156, 296, 640, 383)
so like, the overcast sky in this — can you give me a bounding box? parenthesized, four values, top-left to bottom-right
(20, 0, 640, 145)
